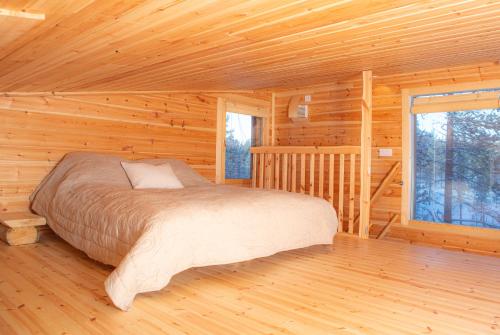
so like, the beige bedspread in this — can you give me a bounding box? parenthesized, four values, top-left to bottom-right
(31, 152, 338, 311)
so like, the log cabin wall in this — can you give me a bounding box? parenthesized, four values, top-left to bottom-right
(0, 93, 218, 213)
(275, 61, 500, 229)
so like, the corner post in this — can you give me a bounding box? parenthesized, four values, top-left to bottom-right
(359, 70, 373, 239)
(271, 92, 276, 146)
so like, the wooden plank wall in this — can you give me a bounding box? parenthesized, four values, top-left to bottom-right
(275, 61, 500, 228)
(0, 93, 218, 213)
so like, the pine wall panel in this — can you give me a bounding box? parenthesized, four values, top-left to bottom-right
(0, 93, 218, 213)
(275, 61, 500, 228)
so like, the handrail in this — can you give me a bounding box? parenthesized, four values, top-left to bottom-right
(250, 146, 360, 155)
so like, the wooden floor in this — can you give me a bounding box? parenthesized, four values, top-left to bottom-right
(1, 234, 499, 335)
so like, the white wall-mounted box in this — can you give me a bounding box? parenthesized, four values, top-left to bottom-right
(378, 148, 393, 157)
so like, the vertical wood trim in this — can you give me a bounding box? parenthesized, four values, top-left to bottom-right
(338, 154, 345, 232)
(318, 153, 324, 199)
(252, 153, 257, 188)
(274, 153, 280, 190)
(263, 118, 270, 146)
(348, 153, 356, 234)
(300, 153, 306, 194)
(259, 153, 265, 188)
(282, 154, 288, 191)
(359, 70, 373, 238)
(265, 153, 273, 189)
(401, 89, 412, 226)
(328, 154, 334, 206)
(215, 98, 226, 184)
(271, 92, 276, 146)
(292, 153, 297, 192)
(309, 154, 315, 196)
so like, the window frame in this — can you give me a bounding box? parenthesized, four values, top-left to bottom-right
(216, 96, 271, 184)
(401, 79, 500, 228)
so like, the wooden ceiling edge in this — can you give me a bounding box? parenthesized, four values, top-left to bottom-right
(274, 82, 356, 98)
(0, 90, 255, 97)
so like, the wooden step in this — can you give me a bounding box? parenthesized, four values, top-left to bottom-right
(0, 212, 46, 246)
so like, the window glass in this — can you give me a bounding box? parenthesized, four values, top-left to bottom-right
(225, 112, 262, 179)
(413, 108, 499, 228)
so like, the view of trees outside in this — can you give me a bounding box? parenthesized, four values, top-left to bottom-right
(414, 107, 499, 229)
(225, 112, 252, 179)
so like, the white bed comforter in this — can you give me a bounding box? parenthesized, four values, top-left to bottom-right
(31, 152, 338, 310)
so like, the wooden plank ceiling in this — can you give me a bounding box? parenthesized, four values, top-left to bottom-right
(0, 0, 499, 92)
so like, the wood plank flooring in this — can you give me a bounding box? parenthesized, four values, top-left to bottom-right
(0, 233, 499, 335)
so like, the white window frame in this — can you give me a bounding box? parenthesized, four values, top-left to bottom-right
(401, 79, 500, 226)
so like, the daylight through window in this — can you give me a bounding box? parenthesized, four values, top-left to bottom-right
(225, 112, 263, 179)
(412, 91, 499, 229)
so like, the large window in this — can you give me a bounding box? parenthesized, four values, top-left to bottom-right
(411, 91, 499, 229)
(225, 112, 262, 179)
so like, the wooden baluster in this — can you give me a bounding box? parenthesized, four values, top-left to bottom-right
(318, 153, 324, 199)
(259, 153, 264, 188)
(338, 154, 345, 232)
(348, 153, 356, 234)
(300, 153, 306, 194)
(282, 153, 288, 192)
(265, 153, 273, 189)
(252, 153, 257, 188)
(309, 153, 315, 196)
(328, 154, 334, 206)
(274, 153, 280, 190)
(291, 153, 297, 192)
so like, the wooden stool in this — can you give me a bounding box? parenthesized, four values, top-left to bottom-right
(0, 212, 47, 246)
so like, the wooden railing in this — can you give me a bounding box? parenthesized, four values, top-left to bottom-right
(250, 146, 361, 234)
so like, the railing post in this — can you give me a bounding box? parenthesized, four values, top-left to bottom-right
(359, 70, 373, 239)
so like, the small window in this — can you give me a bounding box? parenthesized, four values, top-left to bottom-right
(412, 92, 499, 228)
(225, 112, 263, 179)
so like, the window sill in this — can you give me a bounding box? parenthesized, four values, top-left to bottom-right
(407, 220, 500, 239)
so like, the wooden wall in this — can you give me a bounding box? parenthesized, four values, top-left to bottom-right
(275, 61, 500, 230)
(0, 93, 218, 213)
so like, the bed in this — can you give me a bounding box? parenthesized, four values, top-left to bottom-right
(30, 152, 338, 311)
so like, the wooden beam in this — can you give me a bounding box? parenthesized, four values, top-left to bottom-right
(376, 214, 399, 239)
(0, 8, 45, 20)
(359, 70, 372, 239)
(271, 92, 276, 145)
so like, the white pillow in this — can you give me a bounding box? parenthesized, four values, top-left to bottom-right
(121, 162, 184, 189)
